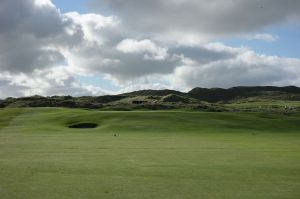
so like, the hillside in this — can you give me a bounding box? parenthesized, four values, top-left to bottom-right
(0, 86, 300, 112)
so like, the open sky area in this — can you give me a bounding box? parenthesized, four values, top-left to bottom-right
(0, 0, 300, 98)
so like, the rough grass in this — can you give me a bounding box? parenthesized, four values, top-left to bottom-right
(226, 99, 300, 109)
(0, 108, 299, 199)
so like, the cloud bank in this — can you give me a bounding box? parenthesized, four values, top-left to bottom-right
(0, 0, 300, 97)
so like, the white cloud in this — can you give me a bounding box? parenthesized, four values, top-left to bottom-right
(34, 0, 54, 7)
(116, 39, 168, 60)
(65, 12, 120, 45)
(0, 67, 107, 97)
(170, 45, 300, 89)
(243, 33, 280, 42)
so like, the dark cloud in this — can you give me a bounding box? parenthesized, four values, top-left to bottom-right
(169, 46, 235, 65)
(0, 79, 27, 98)
(0, 33, 66, 73)
(89, 0, 300, 41)
(0, 0, 82, 73)
(100, 54, 176, 80)
(0, 0, 67, 37)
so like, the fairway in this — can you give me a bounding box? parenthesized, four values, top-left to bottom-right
(0, 108, 299, 199)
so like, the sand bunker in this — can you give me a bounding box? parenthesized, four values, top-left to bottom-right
(68, 123, 98, 129)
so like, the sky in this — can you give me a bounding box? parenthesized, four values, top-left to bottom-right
(0, 0, 300, 98)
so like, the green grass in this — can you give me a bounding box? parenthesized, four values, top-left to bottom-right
(0, 108, 299, 199)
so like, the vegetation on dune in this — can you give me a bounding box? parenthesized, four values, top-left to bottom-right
(123, 86, 300, 113)
(0, 86, 299, 112)
(188, 86, 300, 102)
(160, 94, 190, 103)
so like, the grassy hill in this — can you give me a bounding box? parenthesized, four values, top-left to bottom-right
(0, 108, 299, 199)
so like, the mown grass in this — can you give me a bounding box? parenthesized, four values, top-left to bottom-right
(0, 108, 299, 199)
(0, 108, 23, 129)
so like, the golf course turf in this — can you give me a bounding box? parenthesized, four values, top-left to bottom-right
(0, 108, 299, 199)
